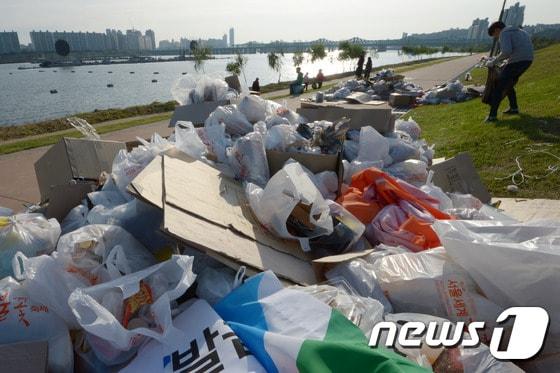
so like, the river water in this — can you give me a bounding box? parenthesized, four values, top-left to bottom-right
(0, 50, 465, 126)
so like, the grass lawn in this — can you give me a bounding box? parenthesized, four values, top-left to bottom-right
(0, 113, 171, 155)
(410, 44, 560, 199)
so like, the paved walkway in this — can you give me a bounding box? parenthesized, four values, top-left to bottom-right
(0, 54, 485, 212)
(403, 53, 484, 89)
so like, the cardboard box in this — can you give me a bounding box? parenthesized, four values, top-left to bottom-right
(169, 100, 233, 127)
(129, 151, 366, 285)
(45, 182, 96, 221)
(34, 138, 125, 203)
(430, 152, 491, 203)
(389, 92, 418, 107)
(296, 103, 394, 134)
(0, 341, 48, 373)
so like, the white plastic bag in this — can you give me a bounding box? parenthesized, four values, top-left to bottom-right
(196, 266, 245, 305)
(0, 277, 73, 372)
(56, 224, 156, 284)
(0, 213, 60, 278)
(420, 170, 453, 211)
(343, 159, 384, 184)
(227, 131, 270, 187)
(433, 219, 560, 334)
(238, 95, 268, 123)
(174, 121, 207, 160)
(205, 104, 253, 137)
(388, 137, 422, 164)
(357, 126, 391, 166)
(245, 162, 333, 251)
(68, 255, 196, 365)
(373, 247, 504, 343)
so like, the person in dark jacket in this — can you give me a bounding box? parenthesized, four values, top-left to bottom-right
(251, 78, 260, 92)
(355, 52, 365, 78)
(364, 57, 373, 81)
(485, 21, 534, 122)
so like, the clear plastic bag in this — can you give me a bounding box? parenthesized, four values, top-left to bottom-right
(86, 199, 170, 252)
(311, 171, 339, 200)
(61, 202, 89, 234)
(420, 170, 453, 211)
(357, 126, 391, 166)
(0, 277, 73, 373)
(227, 131, 270, 187)
(203, 121, 232, 163)
(343, 139, 359, 161)
(174, 121, 207, 160)
(385, 159, 428, 186)
(0, 213, 61, 278)
(292, 283, 385, 338)
(68, 255, 196, 366)
(244, 162, 333, 251)
(387, 137, 422, 164)
(343, 159, 384, 184)
(238, 95, 268, 123)
(326, 258, 393, 313)
(395, 117, 421, 140)
(205, 104, 253, 137)
(264, 124, 308, 151)
(196, 266, 245, 306)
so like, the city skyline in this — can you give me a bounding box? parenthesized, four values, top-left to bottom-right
(2, 0, 558, 45)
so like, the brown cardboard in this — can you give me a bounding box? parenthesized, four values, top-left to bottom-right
(0, 340, 48, 373)
(34, 138, 125, 202)
(312, 249, 374, 282)
(389, 92, 418, 107)
(45, 182, 96, 221)
(296, 103, 394, 134)
(161, 154, 315, 284)
(430, 152, 491, 203)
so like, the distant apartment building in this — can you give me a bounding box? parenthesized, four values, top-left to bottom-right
(467, 18, 490, 41)
(145, 29, 156, 50)
(126, 29, 142, 51)
(229, 27, 235, 47)
(503, 2, 525, 27)
(158, 39, 181, 50)
(30, 31, 55, 52)
(0, 31, 20, 54)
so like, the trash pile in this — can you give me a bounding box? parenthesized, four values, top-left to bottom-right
(171, 75, 239, 105)
(1, 77, 558, 372)
(418, 80, 476, 105)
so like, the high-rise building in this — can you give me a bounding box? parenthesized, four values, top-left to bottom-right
(222, 34, 227, 46)
(467, 18, 490, 40)
(0, 31, 20, 54)
(229, 27, 235, 47)
(145, 29, 156, 50)
(503, 2, 525, 27)
(30, 31, 55, 52)
(126, 29, 142, 51)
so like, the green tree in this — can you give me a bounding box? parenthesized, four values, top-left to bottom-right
(226, 61, 241, 75)
(292, 51, 305, 67)
(338, 41, 365, 61)
(192, 45, 212, 72)
(267, 52, 284, 83)
(226, 53, 249, 85)
(309, 43, 327, 62)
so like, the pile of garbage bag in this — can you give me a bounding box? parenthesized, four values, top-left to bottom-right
(171, 75, 239, 105)
(418, 80, 476, 105)
(1, 86, 558, 372)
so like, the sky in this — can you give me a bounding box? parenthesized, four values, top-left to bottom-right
(2, 0, 559, 45)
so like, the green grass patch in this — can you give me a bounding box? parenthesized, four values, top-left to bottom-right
(0, 101, 177, 142)
(410, 44, 560, 199)
(0, 113, 171, 155)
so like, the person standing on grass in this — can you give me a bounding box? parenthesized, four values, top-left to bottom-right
(485, 21, 534, 122)
(355, 52, 365, 78)
(316, 69, 325, 88)
(364, 57, 373, 81)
